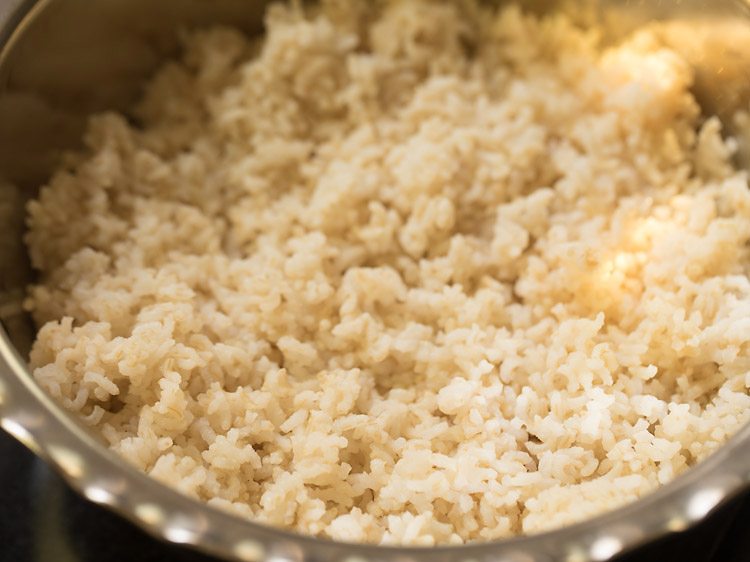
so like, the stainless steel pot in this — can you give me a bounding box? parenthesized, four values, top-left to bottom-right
(1, 1, 750, 561)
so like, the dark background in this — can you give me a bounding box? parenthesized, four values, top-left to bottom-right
(1, 429, 748, 562)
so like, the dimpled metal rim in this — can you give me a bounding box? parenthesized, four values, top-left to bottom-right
(2, 1, 750, 561)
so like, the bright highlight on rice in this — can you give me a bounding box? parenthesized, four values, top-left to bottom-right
(24, 0, 750, 545)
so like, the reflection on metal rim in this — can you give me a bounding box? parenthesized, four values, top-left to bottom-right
(1, 1, 750, 561)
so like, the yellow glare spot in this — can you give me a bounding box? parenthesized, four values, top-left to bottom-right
(614, 253, 629, 271)
(630, 217, 673, 249)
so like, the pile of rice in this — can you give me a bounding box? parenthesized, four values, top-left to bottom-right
(25, 0, 750, 545)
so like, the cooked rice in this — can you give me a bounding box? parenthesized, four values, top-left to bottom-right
(25, 0, 750, 545)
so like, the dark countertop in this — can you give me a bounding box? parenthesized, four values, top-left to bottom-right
(1, 429, 748, 562)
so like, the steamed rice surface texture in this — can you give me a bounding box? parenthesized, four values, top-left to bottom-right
(25, 0, 750, 545)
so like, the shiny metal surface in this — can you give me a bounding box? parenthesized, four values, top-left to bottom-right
(0, 1, 750, 561)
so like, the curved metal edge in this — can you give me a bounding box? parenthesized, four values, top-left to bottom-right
(1, 2, 750, 562)
(0, 0, 31, 42)
(0, 0, 46, 71)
